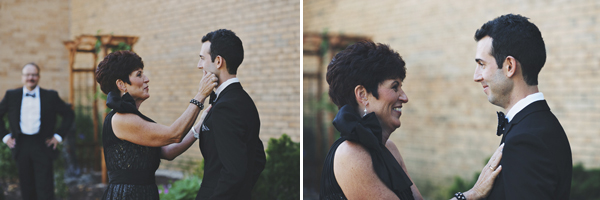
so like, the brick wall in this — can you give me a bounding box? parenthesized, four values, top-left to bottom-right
(0, 0, 70, 99)
(304, 0, 600, 190)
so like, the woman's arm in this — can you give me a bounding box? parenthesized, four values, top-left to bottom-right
(451, 144, 504, 200)
(386, 140, 424, 200)
(161, 105, 211, 160)
(334, 140, 400, 200)
(112, 72, 218, 147)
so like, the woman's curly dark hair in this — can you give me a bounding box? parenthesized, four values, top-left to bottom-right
(95, 50, 144, 94)
(326, 41, 406, 109)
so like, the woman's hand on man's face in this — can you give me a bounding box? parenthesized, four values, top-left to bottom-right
(198, 71, 218, 98)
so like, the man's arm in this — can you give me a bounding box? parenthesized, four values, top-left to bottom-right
(52, 91, 74, 139)
(209, 103, 249, 200)
(502, 132, 555, 199)
(0, 91, 10, 138)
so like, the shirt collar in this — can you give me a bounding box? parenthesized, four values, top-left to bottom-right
(23, 86, 40, 97)
(505, 92, 544, 122)
(215, 77, 239, 100)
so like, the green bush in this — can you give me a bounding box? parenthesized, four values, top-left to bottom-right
(158, 175, 202, 200)
(0, 143, 17, 181)
(571, 163, 600, 200)
(251, 134, 300, 200)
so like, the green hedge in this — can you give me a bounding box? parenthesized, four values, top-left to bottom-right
(251, 134, 300, 200)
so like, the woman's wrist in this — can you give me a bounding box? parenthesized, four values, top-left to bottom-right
(463, 190, 482, 200)
(193, 94, 206, 103)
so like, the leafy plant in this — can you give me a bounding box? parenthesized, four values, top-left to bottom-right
(251, 134, 300, 200)
(180, 159, 205, 179)
(571, 163, 600, 200)
(158, 175, 202, 200)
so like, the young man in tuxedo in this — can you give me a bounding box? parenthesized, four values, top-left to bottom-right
(472, 14, 572, 199)
(0, 63, 74, 200)
(195, 29, 266, 200)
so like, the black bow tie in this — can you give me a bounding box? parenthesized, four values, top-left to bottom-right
(497, 111, 508, 136)
(209, 91, 217, 105)
(25, 93, 36, 98)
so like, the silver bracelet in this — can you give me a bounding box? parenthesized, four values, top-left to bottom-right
(192, 126, 199, 139)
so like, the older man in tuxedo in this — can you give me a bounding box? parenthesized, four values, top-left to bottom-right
(0, 63, 74, 200)
(470, 14, 572, 199)
(195, 29, 266, 200)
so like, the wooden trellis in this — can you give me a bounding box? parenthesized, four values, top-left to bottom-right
(63, 35, 138, 184)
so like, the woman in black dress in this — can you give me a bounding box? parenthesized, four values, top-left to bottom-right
(95, 50, 216, 200)
(320, 41, 504, 200)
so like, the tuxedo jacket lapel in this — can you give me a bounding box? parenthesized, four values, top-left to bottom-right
(12, 89, 23, 137)
(499, 100, 550, 144)
(201, 83, 242, 135)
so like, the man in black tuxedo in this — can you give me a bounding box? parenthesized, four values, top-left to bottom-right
(471, 14, 572, 199)
(0, 63, 74, 200)
(195, 29, 266, 200)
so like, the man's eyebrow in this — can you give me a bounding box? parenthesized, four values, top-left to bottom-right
(475, 58, 484, 63)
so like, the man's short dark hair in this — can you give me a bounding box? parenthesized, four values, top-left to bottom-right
(95, 50, 144, 94)
(326, 41, 406, 109)
(475, 14, 546, 85)
(22, 62, 41, 73)
(201, 29, 244, 75)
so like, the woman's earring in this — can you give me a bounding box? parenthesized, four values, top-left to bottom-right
(363, 107, 367, 117)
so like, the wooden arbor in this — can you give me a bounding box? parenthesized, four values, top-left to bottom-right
(63, 35, 138, 183)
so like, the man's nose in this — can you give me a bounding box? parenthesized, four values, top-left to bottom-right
(473, 67, 483, 82)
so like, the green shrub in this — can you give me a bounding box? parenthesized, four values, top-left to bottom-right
(251, 134, 300, 200)
(571, 163, 600, 200)
(158, 175, 202, 200)
(179, 159, 204, 179)
(0, 143, 17, 181)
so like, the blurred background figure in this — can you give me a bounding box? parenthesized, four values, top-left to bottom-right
(0, 63, 75, 200)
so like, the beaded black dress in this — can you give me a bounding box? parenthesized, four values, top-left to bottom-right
(101, 92, 161, 200)
(320, 105, 415, 200)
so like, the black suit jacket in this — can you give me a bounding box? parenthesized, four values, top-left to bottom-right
(0, 87, 74, 159)
(487, 100, 572, 199)
(197, 82, 266, 200)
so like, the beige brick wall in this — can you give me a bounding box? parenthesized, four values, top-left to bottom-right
(0, 0, 70, 99)
(304, 0, 600, 190)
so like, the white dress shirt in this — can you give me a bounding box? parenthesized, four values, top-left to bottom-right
(505, 92, 545, 122)
(2, 86, 62, 143)
(214, 77, 239, 102)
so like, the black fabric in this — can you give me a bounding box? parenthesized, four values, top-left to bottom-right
(196, 82, 266, 200)
(487, 100, 572, 200)
(101, 92, 161, 200)
(108, 169, 156, 185)
(209, 91, 217, 105)
(0, 87, 74, 200)
(17, 134, 55, 200)
(320, 105, 414, 200)
(496, 111, 508, 136)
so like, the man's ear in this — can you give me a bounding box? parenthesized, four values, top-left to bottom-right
(116, 79, 127, 92)
(504, 56, 518, 78)
(215, 55, 224, 69)
(354, 85, 368, 106)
